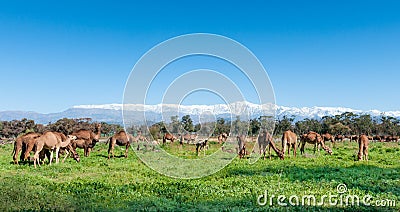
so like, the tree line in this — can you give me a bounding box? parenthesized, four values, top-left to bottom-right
(0, 118, 122, 139)
(1, 112, 399, 139)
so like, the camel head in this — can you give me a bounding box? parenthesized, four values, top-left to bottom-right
(278, 150, 285, 160)
(67, 135, 77, 141)
(323, 146, 333, 155)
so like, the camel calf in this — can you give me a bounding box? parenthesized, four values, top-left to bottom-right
(358, 134, 369, 161)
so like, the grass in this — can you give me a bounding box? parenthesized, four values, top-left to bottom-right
(0, 139, 399, 211)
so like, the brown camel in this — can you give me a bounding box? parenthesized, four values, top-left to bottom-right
(344, 135, 358, 142)
(282, 130, 297, 157)
(258, 131, 284, 160)
(335, 134, 344, 142)
(71, 123, 102, 157)
(358, 134, 369, 161)
(33, 132, 77, 168)
(162, 133, 176, 144)
(180, 133, 198, 144)
(107, 130, 134, 159)
(322, 133, 336, 148)
(11, 132, 41, 164)
(217, 133, 228, 144)
(299, 131, 332, 155)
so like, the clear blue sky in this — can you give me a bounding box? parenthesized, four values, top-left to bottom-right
(0, 0, 399, 113)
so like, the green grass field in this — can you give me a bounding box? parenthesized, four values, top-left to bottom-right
(0, 139, 399, 211)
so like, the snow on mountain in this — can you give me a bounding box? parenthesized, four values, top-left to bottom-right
(2, 102, 399, 125)
(73, 102, 399, 121)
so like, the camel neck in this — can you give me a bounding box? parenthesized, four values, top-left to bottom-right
(269, 140, 281, 154)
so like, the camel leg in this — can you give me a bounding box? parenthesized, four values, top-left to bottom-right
(33, 150, 41, 168)
(55, 147, 60, 164)
(49, 150, 54, 166)
(87, 148, 91, 157)
(125, 143, 130, 158)
(24, 143, 35, 162)
(107, 142, 111, 159)
(364, 146, 368, 161)
(15, 143, 22, 164)
(62, 150, 69, 163)
(268, 145, 272, 160)
(287, 143, 290, 156)
(293, 144, 297, 157)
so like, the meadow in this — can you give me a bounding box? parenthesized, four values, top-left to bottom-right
(0, 139, 399, 211)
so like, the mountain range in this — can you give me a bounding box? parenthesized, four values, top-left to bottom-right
(1, 102, 399, 125)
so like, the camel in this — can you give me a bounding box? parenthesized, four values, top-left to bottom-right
(11, 132, 41, 164)
(373, 135, 382, 142)
(33, 132, 77, 168)
(71, 123, 101, 157)
(237, 135, 247, 159)
(387, 136, 399, 142)
(358, 134, 369, 161)
(258, 131, 284, 160)
(346, 135, 358, 142)
(299, 131, 332, 155)
(162, 133, 176, 144)
(195, 139, 208, 156)
(107, 130, 134, 159)
(179, 133, 198, 144)
(217, 133, 228, 144)
(282, 130, 297, 157)
(322, 133, 336, 148)
(335, 134, 344, 142)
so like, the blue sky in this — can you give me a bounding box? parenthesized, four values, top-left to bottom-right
(0, 0, 399, 113)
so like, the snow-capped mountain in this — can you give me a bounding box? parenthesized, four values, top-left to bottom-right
(1, 102, 399, 125)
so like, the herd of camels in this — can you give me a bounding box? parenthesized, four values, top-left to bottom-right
(11, 123, 379, 168)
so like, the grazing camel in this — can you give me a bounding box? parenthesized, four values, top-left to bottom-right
(162, 133, 176, 144)
(322, 133, 336, 148)
(52, 132, 80, 163)
(217, 133, 228, 144)
(282, 130, 297, 157)
(358, 134, 369, 161)
(299, 131, 332, 155)
(71, 123, 102, 157)
(258, 131, 284, 160)
(12, 132, 41, 164)
(179, 133, 198, 144)
(33, 132, 77, 168)
(107, 130, 134, 159)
